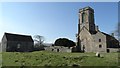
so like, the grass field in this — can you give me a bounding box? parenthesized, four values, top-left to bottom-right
(1, 51, 119, 67)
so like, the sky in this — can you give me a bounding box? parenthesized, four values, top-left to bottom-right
(0, 2, 118, 43)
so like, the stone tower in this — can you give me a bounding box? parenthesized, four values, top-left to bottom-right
(77, 6, 97, 52)
(79, 6, 96, 34)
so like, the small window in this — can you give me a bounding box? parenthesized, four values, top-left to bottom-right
(99, 39, 101, 42)
(17, 44, 20, 49)
(99, 45, 102, 48)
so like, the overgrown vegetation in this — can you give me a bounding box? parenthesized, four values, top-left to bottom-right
(2, 51, 119, 67)
(54, 38, 76, 47)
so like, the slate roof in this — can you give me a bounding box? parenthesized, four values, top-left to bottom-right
(101, 32, 118, 40)
(102, 32, 120, 47)
(4, 33, 33, 42)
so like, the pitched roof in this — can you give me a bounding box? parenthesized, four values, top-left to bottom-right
(101, 32, 118, 41)
(4, 32, 33, 42)
(101, 32, 114, 38)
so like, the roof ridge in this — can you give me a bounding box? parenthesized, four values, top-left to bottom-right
(5, 32, 31, 37)
(4, 32, 33, 42)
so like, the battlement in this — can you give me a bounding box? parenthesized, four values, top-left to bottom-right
(79, 6, 94, 13)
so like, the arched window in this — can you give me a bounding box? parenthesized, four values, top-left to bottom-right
(90, 13, 94, 22)
(99, 39, 101, 42)
(82, 13, 86, 23)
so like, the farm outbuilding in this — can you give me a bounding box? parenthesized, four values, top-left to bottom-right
(1, 32, 34, 52)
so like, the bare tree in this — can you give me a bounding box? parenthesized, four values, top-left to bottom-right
(33, 35, 45, 51)
(34, 35, 45, 46)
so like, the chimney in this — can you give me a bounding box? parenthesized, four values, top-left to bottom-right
(111, 33, 114, 37)
(96, 26, 99, 31)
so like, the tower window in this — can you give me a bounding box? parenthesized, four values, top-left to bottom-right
(99, 45, 102, 48)
(82, 13, 86, 23)
(90, 13, 94, 22)
(99, 39, 101, 42)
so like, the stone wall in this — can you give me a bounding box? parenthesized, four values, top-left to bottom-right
(6, 41, 33, 52)
(92, 32, 107, 53)
(107, 48, 119, 53)
(45, 46, 72, 52)
(79, 27, 94, 52)
(1, 35, 7, 52)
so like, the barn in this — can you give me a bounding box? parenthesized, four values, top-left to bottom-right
(1, 32, 34, 52)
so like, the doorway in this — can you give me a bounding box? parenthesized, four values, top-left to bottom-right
(107, 49, 110, 53)
(57, 49, 59, 52)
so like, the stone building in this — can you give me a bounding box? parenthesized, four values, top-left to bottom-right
(76, 6, 119, 53)
(1, 32, 34, 52)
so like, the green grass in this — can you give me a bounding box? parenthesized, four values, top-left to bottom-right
(1, 51, 119, 66)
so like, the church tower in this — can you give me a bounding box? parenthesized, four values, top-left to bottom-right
(77, 6, 96, 52)
(78, 6, 96, 34)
